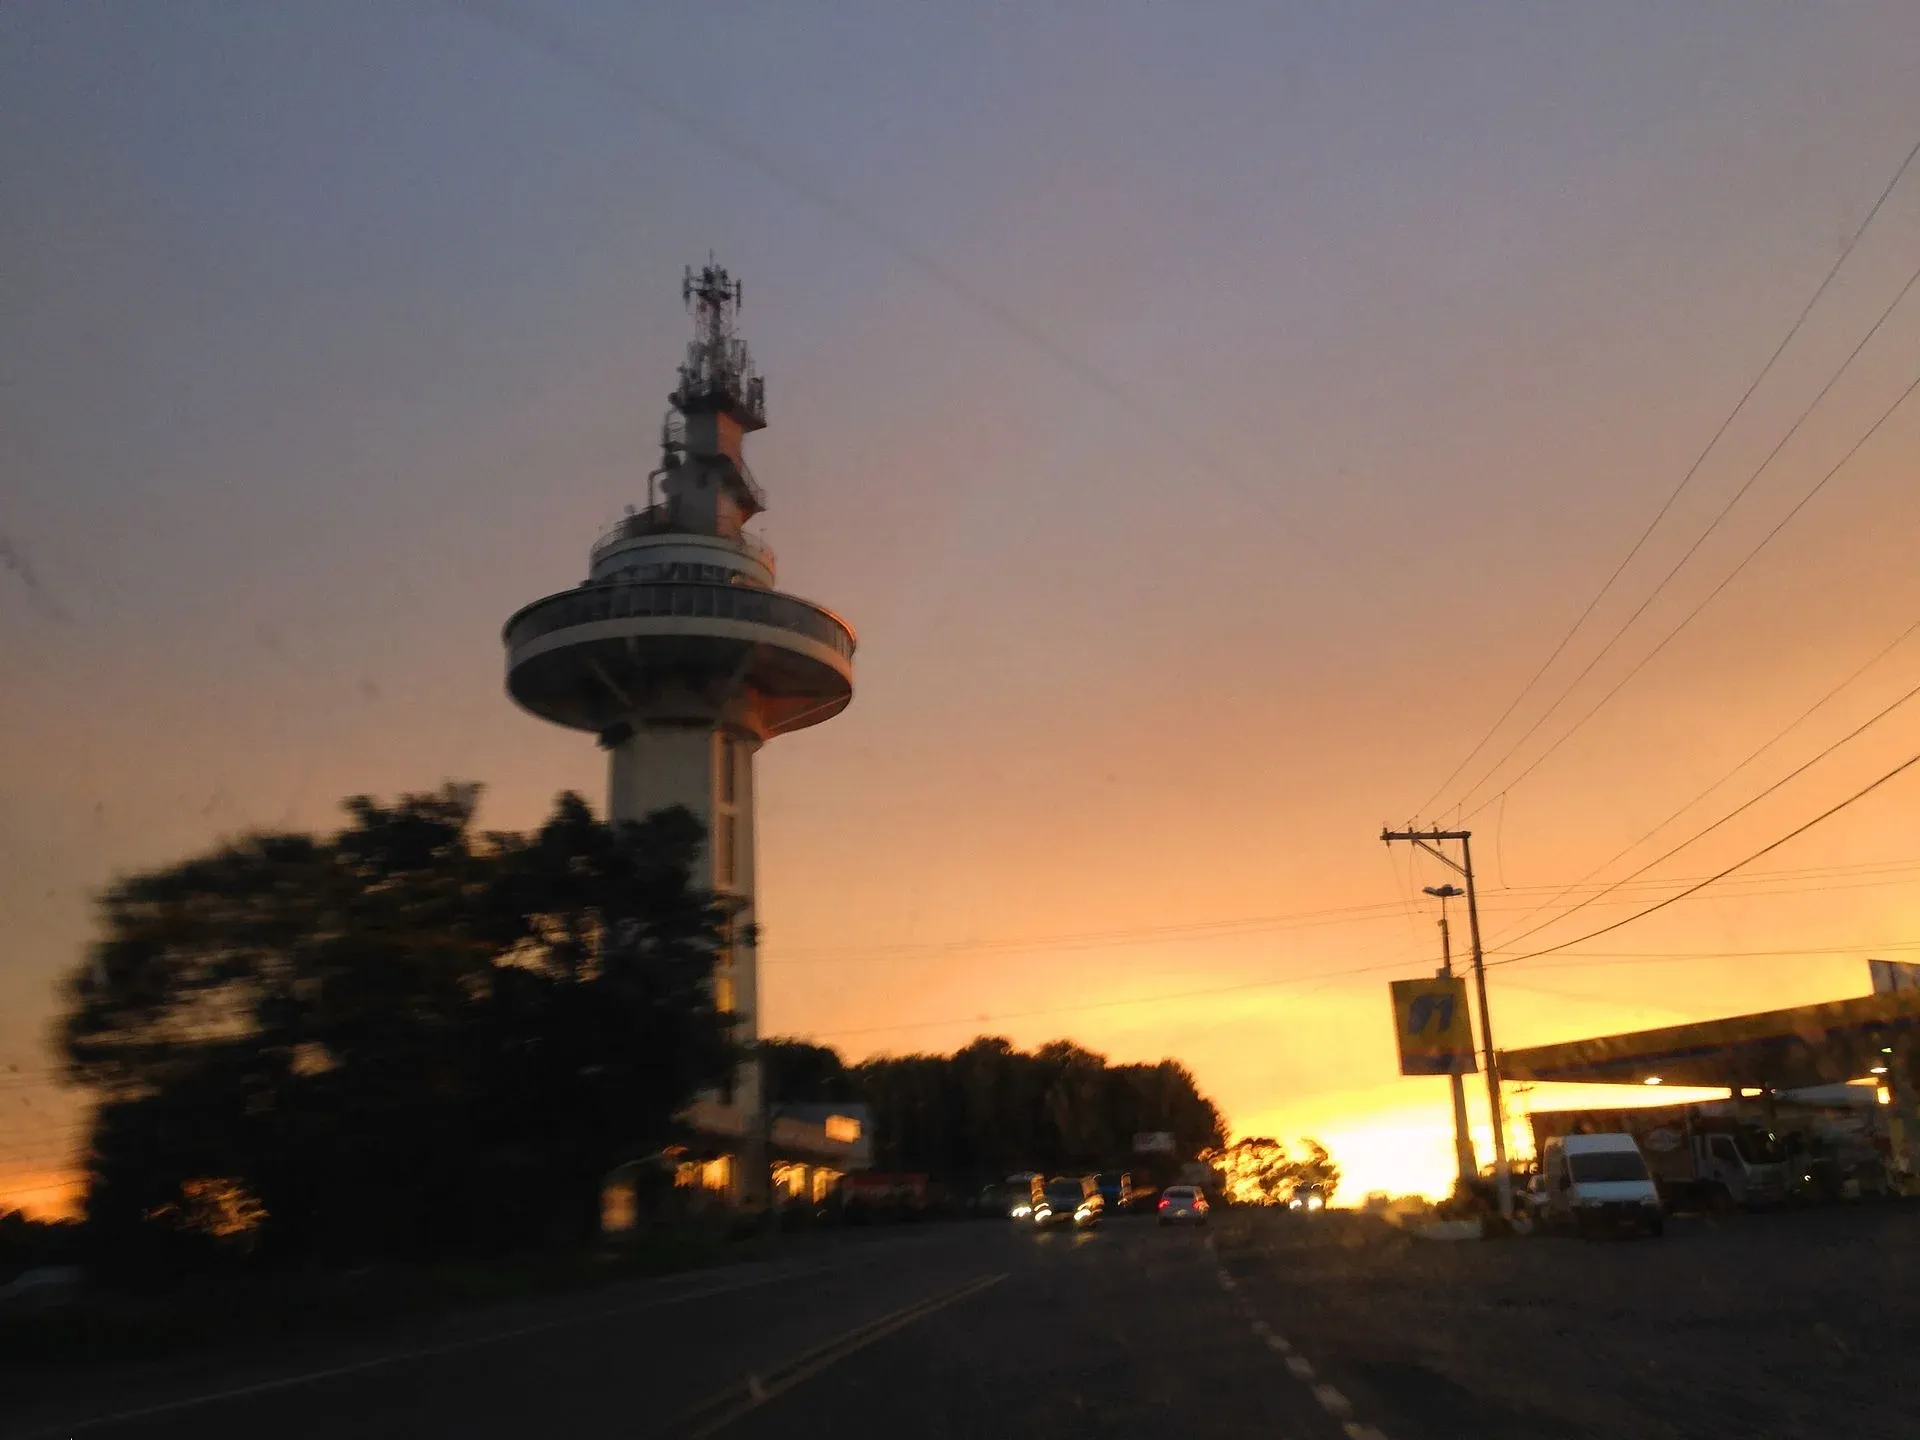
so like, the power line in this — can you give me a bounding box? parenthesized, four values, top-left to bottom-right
(1488, 976, 1695, 1010)
(1489, 609, 1920, 943)
(767, 896, 1427, 963)
(1487, 746, 1920, 969)
(1450, 257, 1920, 819)
(801, 954, 1426, 1043)
(763, 858, 1920, 968)
(1458, 358, 1920, 824)
(767, 855, 1920, 968)
(0, 1179, 80, 1199)
(437, 0, 1321, 546)
(788, 857, 1920, 1039)
(1490, 668, 1920, 953)
(1414, 129, 1920, 820)
(1487, 868, 1920, 912)
(1538, 940, 1920, 966)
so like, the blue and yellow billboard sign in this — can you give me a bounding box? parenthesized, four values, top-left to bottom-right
(1390, 977, 1477, 1076)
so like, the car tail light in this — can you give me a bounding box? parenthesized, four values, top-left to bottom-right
(1158, 1198, 1169, 1209)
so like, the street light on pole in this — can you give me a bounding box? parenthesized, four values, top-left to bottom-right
(1423, 883, 1479, 1193)
(1382, 827, 1513, 1220)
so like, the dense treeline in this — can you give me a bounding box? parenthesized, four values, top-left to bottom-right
(53, 780, 1247, 1280)
(58, 785, 733, 1275)
(764, 1037, 1227, 1184)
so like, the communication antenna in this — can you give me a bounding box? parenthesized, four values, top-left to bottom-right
(673, 259, 765, 429)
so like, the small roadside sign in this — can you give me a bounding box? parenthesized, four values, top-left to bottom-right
(1390, 976, 1477, 1076)
(1132, 1131, 1175, 1154)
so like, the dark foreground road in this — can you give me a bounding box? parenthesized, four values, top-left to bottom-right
(1215, 1203, 1920, 1440)
(0, 1219, 1364, 1440)
(14, 1203, 1918, 1439)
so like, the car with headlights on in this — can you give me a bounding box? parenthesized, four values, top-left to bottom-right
(1030, 1174, 1103, 1229)
(973, 1179, 1033, 1220)
(1289, 1183, 1329, 1213)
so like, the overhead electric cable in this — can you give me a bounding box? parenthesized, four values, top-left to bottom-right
(1450, 257, 1920, 817)
(1489, 610, 1920, 942)
(1415, 129, 1920, 820)
(1487, 747, 1920, 968)
(439, 0, 1320, 540)
(1456, 361, 1920, 827)
(1492, 672, 1920, 953)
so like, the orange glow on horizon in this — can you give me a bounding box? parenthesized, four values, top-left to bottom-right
(0, 1169, 82, 1222)
(7, 7, 1920, 1213)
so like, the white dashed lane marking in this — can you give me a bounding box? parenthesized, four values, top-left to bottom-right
(1218, 1249, 1391, 1440)
(1313, 1383, 1354, 1418)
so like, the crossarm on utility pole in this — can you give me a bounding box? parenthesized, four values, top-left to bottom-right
(1381, 827, 1514, 1219)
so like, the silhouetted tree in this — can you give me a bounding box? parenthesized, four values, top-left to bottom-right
(760, 1039, 855, 1105)
(1211, 1135, 1343, 1205)
(766, 1036, 1226, 1183)
(60, 784, 734, 1273)
(1215, 1136, 1294, 1205)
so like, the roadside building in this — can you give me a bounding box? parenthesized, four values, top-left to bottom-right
(1500, 959, 1920, 1192)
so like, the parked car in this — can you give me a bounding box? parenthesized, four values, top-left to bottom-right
(1157, 1184, 1209, 1226)
(1030, 1174, 1104, 1229)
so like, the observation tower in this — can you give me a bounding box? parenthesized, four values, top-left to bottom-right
(502, 263, 855, 1202)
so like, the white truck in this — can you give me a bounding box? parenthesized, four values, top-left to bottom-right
(1531, 1103, 1794, 1213)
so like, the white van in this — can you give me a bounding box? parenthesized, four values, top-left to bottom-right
(1540, 1132, 1664, 1237)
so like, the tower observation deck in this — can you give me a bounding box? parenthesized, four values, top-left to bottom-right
(502, 262, 855, 1202)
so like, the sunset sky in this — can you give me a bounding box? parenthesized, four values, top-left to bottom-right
(7, 2, 1920, 1212)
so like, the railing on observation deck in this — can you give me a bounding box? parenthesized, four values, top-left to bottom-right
(589, 505, 776, 573)
(505, 580, 855, 661)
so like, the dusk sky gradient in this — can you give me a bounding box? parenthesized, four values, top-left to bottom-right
(6, 1, 1920, 1210)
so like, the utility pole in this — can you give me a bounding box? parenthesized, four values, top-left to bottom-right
(1423, 883, 1479, 1192)
(1383, 827, 1513, 1219)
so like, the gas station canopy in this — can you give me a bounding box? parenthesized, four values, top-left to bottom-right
(1498, 988, 1920, 1091)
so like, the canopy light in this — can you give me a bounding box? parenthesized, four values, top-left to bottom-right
(1643, 1076, 1663, 1086)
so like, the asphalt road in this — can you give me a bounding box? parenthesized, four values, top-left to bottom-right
(18, 1202, 1914, 1439)
(1, 1218, 1366, 1440)
(1213, 1203, 1920, 1440)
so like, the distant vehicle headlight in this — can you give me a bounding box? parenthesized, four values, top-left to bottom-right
(1307, 1195, 1325, 1211)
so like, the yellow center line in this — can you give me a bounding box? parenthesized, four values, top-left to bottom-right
(672, 1271, 1008, 1438)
